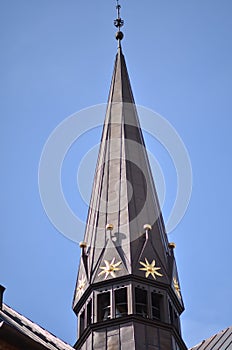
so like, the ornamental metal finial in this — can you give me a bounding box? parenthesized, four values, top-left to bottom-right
(114, 0, 124, 41)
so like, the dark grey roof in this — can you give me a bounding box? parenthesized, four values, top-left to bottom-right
(0, 303, 74, 350)
(189, 326, 232, 350)
(73, 44, 183, 311)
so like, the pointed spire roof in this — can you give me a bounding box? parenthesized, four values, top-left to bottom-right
(73, 9, 186, 350)
(73, 41, 179, 308)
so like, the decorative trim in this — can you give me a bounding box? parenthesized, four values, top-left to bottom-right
(98, 258, 122, 279)
(139, 258, 163, 279)
(76, 276, 86, 298)
(173, 277, 181, 299)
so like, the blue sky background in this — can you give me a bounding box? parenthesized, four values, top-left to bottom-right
(1, 0, 232, 348)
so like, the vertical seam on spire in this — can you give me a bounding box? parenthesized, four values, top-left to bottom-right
(88, 52, 119, 277)
(117, 110, 123, 232)
(105, 54, 119, 227)
(89, 136, 108, 278)
(117, 49, 123, 232)
(119, 49, 133, 270)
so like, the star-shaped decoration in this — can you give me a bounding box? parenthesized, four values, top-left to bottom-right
(98, 258, 122, 280)
(173, 277, 181, 299)
(139, 258, 163, 279)
(76, 276, 86, 298)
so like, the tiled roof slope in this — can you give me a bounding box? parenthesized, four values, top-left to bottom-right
(0, 303, 74, 350)
(189, 326, 232, 350)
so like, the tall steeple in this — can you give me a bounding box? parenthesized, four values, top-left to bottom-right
(73, 3, 187, 349)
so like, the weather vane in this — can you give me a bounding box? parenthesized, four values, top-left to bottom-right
(114, 0, 124, 41)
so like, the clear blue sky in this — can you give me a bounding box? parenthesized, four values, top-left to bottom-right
(1, 0, 232, 348)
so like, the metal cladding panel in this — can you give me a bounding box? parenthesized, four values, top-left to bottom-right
(133, 321, 181, 350)
(107, 335, 119, 350)
(107, 326, 120, 336)
(159, 329, 172, 349)
(107, 325, 120, 348)
(79, 320, 188, 349)
(86, 334, 92, 350)
(189, 326, 232, 350)
(221, 336, 232, 349)
(120, 323, 134, 343)
(121, 341, 136, 350)
(134, 322, 160, 349)
(134, 322, 146, 348)
(147, 325, 159, 346)
(93, 330, 106, 350)
(91, 323, 135, 350)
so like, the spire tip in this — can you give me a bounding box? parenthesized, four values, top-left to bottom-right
(114, 0, 124, 42)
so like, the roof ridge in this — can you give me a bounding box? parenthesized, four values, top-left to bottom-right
(189, 325, 232, 350)
(1, 303, 74, 349)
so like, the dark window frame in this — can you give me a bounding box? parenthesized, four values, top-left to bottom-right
(151, 292, 162, 321)
(169, 300, 180, 333)
(97, 291, 111, 322)
(79, 309, 85, 335)
(86, 299, 92, 326)
(114, 287, 128, 318)
(135, 287, 148, 318)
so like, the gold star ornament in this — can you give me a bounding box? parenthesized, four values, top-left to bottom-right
(76, 276, 86, 298)
(139, 258, 163, 279)
(98, 258, 122, 280)
(173, 277, 181, 299)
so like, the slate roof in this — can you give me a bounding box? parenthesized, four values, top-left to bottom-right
(0, 303, 74, 350)
(189, 326, 232, 350)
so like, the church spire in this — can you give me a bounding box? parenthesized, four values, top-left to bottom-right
(72, 5, 187, 350)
